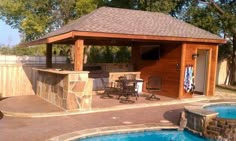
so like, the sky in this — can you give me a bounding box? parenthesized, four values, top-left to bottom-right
(0, 19, 21, 47)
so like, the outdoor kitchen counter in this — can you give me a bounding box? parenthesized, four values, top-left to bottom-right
(109, 72, 141, 82)
(34, 68, 92, 111)
(34, 68, 89, 74)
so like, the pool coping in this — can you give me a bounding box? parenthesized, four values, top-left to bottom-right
(47, 123, 180, 141)
(185, 102, 236, 117)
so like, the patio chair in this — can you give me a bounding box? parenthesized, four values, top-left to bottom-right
(100, 78, 115, 98)
(146, 76, 161, 101)
(124, 74, 139, 100)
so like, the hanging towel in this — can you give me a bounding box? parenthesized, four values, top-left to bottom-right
(184, 67, 189, 92)
(184, 66, 195, 93)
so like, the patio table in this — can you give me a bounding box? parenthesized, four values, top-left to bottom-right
(115, 79, 144, 102)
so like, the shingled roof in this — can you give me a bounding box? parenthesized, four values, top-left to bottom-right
(44, 7, 222, 40)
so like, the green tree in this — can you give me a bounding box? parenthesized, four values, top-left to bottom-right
(139, 0, 181, 14)
(0, 0, 100, 42)
(115, 46, 131, 63)
(102, 0, 183, 13)
(88, 46, 103, 63)
(102, 0, 135, 9)
(0, 47, 13, 55)
(0, 45, 46, 56)
(102, 46, 114, 63)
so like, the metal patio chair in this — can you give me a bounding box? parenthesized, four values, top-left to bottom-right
(146, 76, 161, 101)
(124, 74, 139, 100)
(100, 78, 115, 98)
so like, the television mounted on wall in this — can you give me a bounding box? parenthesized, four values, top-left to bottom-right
(141, 45, 161, 60)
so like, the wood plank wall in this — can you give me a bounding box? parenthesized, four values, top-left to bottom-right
(132, 42, 218, 99)
(0, 64, 71, 97)
(0, 65, 41, 97)
(179, 43, 218, 98)
(132, 43, 182, 98)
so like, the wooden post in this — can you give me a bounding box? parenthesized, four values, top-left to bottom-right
(46, 43, 52, 68)
(211, 46, 218, 95)
(178, 43, 186, 98)
(131, 45, 140, 71)
(74, 39, 84, 71)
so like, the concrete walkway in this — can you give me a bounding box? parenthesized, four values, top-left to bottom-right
(0, 103, 185, 141)
(0, 95, 63, 113)
(0, 87, 235, 141)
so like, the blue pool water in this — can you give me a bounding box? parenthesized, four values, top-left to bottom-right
(78, 130, 209, 141)
(205, 104, 236, 119)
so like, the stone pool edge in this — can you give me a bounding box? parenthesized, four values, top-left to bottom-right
(184, 101, 236, 116)
(47, 123, 179, 141)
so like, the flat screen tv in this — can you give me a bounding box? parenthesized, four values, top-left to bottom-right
(141, 45, 160, 60)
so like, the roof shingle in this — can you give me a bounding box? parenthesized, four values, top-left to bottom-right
(44, 7, 222, 40)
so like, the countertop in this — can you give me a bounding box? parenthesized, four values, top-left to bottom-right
(33, 68, 89, 74)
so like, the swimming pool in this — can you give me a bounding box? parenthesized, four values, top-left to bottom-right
(205, 104, 236, 119)
(78, 130, 209, 141)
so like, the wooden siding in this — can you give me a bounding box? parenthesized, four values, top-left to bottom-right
(179, 43, 218, 98)
(132, 42, 219, 99)
(0, 64, 71, 98)
(0, 65, 40, 97)
(132, 43, 182, 98)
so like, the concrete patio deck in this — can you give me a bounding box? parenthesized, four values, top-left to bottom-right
(92, 92, 175, 109)
(0, 87, 235, 141)
(0, 95, 63, 113)
(0, 93, 216, 118)
(0, 93, 174, 116)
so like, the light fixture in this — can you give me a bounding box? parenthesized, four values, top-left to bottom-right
(192, 53, 199, 59)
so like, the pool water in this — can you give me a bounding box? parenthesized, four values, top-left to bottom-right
(78, 130, 209, 141)
(205, 104, 236, 119)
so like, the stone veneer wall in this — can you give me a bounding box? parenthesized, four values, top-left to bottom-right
(37, 71, 92, 111)
(184, 108, 236, 141)
(184, 110, 209, 136)
(205, 117, 236, 140)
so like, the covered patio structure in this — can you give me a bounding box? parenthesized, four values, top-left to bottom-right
(25, 7, 225, 111)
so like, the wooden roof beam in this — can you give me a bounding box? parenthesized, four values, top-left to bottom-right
(21, 30, 226, 47)
(72, 31, 226, 44)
